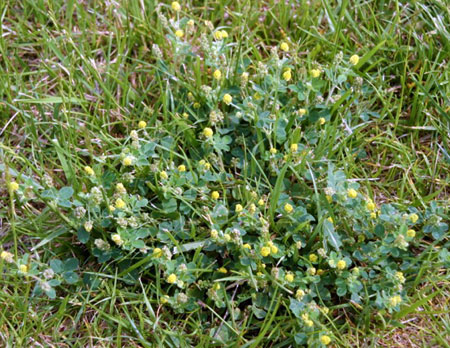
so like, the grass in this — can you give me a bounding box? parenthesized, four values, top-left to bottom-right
(1, 0, 449, 346)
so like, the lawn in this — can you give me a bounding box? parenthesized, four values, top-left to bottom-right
(1, 0, 449, 347)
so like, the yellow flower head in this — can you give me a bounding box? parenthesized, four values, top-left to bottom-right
(122, 156, 133, 166)
(409, 213, 419, 223)
(319, 117, 326, 125)
(311, 69, 321, 78)
(307, 267, 316, 275)
(224, 233, 231, 242)
(112, 234, 123, 246)
(280, 42, 289, 52)
(270, 147, 277, 154)
(175, 29, 184, 38)
(8, 181, 19, 191)
(138, 120, 147, 129)
(284, 203, 294, 213)
(285, 273, 294, 282)
(178, 164, 186, 172)
(389, 295, 402, 307)
(327, 217, 334, 224)
(211, 191, 220, 200)
(258, 199, 265, 206)
(235, 204, 243, 213)
(350, 54, 360, 66)
(270, 245, 278, 254)
(407, 229, 416, 238)
(160, 295, 169, 304)
(223, 93, 233, 105)
(243, 243, 251, 250)
(84, 166, 95, 176)
(116, 183, 126, 194)
(320, 335, 331, 345)
(218, 267, 228, 273)
(203, 127, 214, 138)
(367, 201, 376, 211)
(309, 254, 318, 263)
(305, 319, 314, 327)
(210, 229, 218, 238)
(19, 264, 28, 273)
(187, 19, 194, 26)
(370, 212, 377, 219)
(160, 171, 168, 180)
(395, 271, 405, 283)
(282, 69, 292, 81)
(153, 248, 163, 257)
(167, 273, 177, 284)
(337, 260, 347, 270)
(213, 69, 222, 80)
(220, 30, 228, 38)
(290, 143, 298, 152)
(298, 108, 307, 117)
(115, 198, 126, 209)
(171, 1, 181, 11)
(214, 31, 223, 40)
(182, 112, 189, 119)
(347, 188, 358, 199)
(1, 251, 14, 263)
(295, 289, 305, 299)
(260, 246, 270, 257)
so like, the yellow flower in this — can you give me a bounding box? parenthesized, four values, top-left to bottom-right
(407, 229, 416, 238)
(224, 234, 231, 242)
(347, 188, 358, 199)
(327, 217, 334, 223)
(213, 69, 222, 80)
(258, 199, 265, 206)
(295, 289, 305, 299)
(270, 245, 278, 254)
(409, 213, 419, 223)
(112, 233, 123, 246)
(19, 264, 28, 273)
(270, 147, 277, 154)
(349, 54, 360, 66)
(320, 335, 331, 345)
(290, 143, 298, 152)
(108, 205, 115, 212)
(282, 69, 292, 81)
(298, 108, 307, 117)
(160, 171, 168, 180)
(187, 19, 194, 26)
(138, 120, 147, 129)
(213, 283, 221, 291)
(223, 93, 233, 105)
(311, 69, 321, 78)
(115, 198, 126, 209)
(218, 267, 228, 273)
(167, 273, 177, 284)
(116, 183, 126, 194)
(220, 30, 228, 38)
(204, 163, 211, 170)
(243, 243, 251, 250)
(284, 203, 294, 213)
(8, 181, 19, 191)
(84, 166, 95, 176)
(305, 319, 314, 327)
(352, 267, 360, 275)
(337, 260, 347, 270)
(153, 248, 163, 257)
(182, 112, 189, 119)
(285, 273, 294, 282)
(260, 246, 271, 257)
(367, 201, 376, 211)
(122, 156, 133, 166)
(211, 191, 220, 200)
(308, 267, 316, 275)
(160, 295, 169, 304)
(203, 127, 214, 138)
(249, 203, 256, 213)
(178, 164, 186, 172)
(1, 251, 14, 263)
(326, 195, 333, 203)
(395, 271, 405, 283)
(317, 269, 325, 276)
(171, 1, 181, 11)
(280, 42, 289, 52)
(235, 204, 243, 213)
(309, 254, 318, 263)
(389, 295, 402, 307)
(210, 229, 218, 238)
(175, 29, 184, 38)
(214, 31, 223, 40)
(370, 212, 377, 219)
(319, 117, 326, 125)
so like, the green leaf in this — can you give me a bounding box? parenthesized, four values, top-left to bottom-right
(58, 186, 74, 200)
(323, 220, 342, 250)
(63, 271, 79, 284)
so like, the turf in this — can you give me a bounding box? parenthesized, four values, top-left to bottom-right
(0, 0, 449, 346)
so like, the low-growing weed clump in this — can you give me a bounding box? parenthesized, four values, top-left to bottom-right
(1, 1, 449, 346)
